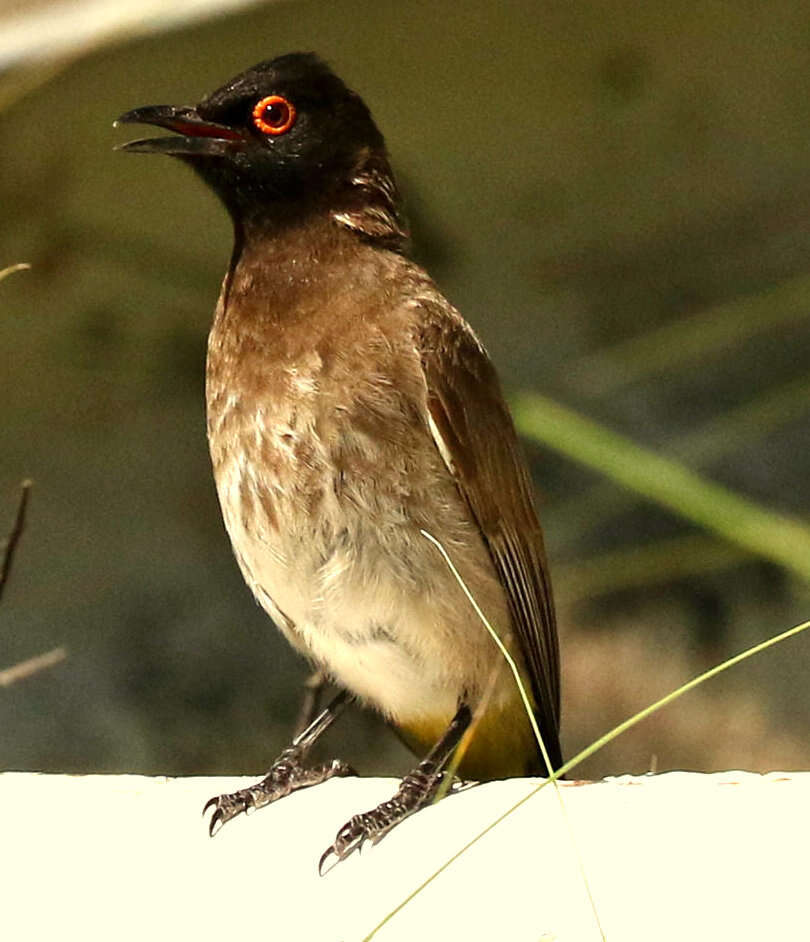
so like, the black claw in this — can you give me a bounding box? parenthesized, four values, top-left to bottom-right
(205, 799, 233, 837)
(202, 751, 354, 837)
(321, 815, 377, 870)
(335, 760, 358, 778)
(202, 789, 251, 836)
(318, 823, 364, 874)
(318, 765, 445, 868)
(318, 846, 337, 875)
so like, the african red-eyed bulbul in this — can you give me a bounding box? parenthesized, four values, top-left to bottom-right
(116, 52, 562, 870)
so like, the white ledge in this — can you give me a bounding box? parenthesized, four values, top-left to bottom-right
(4, 771, 807, 940)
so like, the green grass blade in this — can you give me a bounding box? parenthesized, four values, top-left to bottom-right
(511, 392, 810, 582)
(363, 616, 810, 940)
(564, 273, 810, 395)
(556, 532, 746, 598)
(555, 370, 810, 547)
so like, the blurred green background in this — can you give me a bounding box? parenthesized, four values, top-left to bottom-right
(1, 0, 809, 780)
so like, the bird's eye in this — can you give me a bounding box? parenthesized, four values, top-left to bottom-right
(252, 95, 296, 136)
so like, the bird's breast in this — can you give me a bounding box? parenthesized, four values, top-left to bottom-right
(205, 358, 466, 724)
(203, 285, 517, 733)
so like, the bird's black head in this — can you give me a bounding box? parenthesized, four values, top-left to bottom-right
(116, 53, 404, 242)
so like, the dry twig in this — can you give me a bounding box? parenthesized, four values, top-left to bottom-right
(0, 480, 66, 685)
(0, 646, 67, 687)
(0, 479, 32, 603)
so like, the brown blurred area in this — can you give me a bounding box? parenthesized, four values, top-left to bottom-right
(1, 0, 809, 780)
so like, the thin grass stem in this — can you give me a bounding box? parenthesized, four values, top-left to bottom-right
(364, 616, 810, 940)
(420, 530, 605, 941)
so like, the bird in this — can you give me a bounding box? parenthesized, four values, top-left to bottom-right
(116, 52, 562, 870)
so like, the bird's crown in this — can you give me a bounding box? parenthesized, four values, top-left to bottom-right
(117, 52, 404, 245)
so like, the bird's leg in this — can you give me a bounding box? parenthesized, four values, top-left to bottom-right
(204, 689, 355, 836)
(294, 669, 327, 738)
(319, 703, 472, 872)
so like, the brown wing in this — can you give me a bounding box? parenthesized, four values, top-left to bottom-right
(419, 307, 562, 773)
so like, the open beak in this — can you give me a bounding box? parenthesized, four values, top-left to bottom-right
(114, 104, 246, 156)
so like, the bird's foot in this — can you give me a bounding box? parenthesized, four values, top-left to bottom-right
(319, 760, 443, 873)
(204, 746, 355, 836)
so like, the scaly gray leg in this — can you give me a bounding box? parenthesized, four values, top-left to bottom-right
(204, 689, 354, 836)
(319, 703, 472, 872)
(294, 669, 327, 738)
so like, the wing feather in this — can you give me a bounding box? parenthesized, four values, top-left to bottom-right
(419, 308, 562, 772)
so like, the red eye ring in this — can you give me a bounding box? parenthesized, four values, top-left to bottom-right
(252, 95, 296, 135)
